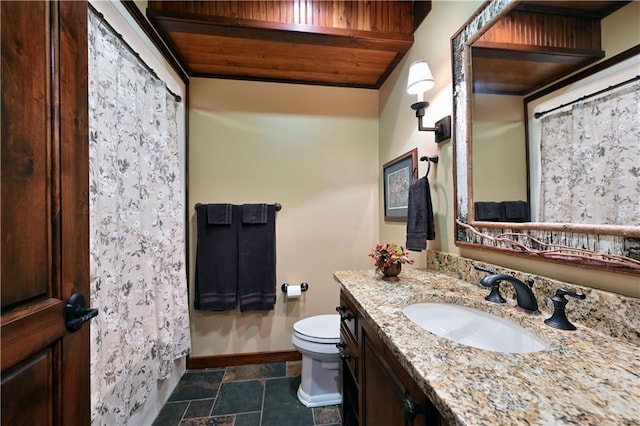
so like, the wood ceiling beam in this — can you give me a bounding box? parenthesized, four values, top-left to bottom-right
(147, 10, 414, 52)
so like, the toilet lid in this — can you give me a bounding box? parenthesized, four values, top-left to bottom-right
(293, 314, 340, 342)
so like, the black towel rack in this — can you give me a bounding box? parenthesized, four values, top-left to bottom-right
(194, 202, 282, 211)
(420, 155, 439, 177)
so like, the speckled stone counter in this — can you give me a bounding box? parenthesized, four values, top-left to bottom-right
(333, 268, 640, 425)
(426, 251, 640, 344)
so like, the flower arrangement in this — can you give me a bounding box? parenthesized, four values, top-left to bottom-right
(369, 243, 414, 272)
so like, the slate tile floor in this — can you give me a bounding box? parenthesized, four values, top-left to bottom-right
(153, 361, 341, 426)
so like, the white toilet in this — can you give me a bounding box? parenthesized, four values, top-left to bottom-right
(291, 314, 342, 407)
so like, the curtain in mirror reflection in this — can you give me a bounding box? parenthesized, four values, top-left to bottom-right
(539, 81, 640, 225)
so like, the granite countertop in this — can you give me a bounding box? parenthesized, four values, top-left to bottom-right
(333, 268, 640, 426)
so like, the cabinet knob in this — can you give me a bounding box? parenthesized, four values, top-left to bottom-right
(338, 349, 351, 360)
(336, 306, 353, 321)
(403, 395, 422, 423)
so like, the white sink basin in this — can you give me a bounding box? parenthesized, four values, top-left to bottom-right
(403, 303, 548, 353)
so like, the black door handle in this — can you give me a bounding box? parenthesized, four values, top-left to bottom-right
(66, 293, 98, 332)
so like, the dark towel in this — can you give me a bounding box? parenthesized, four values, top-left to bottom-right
(194, 204, 239, 311)
(238, 204, 277, 311)
(502, 201, 530, 222)
(406, 177, 436, 252)
(474, 202, 503, 221)
(207, 203, 232, 224)
(243, 204, 268, 224)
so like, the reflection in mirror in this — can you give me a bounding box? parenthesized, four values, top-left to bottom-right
(527, 60, 640, 226)
(472, 94, 527, 212)
(451, 0, 640, 273)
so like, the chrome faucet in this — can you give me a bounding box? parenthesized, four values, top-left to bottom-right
(480, 274, 539, 314)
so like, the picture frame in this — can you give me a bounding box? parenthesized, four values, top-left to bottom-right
(383, 148, 417, 222)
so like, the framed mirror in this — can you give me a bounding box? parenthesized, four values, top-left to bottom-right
(451, 0, 640, 273)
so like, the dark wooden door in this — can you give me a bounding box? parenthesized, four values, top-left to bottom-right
(1, 1, 91, 424)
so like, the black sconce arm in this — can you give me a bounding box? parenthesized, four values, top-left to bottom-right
(410, 101, 451, 143)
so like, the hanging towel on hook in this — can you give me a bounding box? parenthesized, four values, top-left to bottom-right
(238, 204, 277, 311)
(194, 204, 239, 311)
(406, 176, 435, 251)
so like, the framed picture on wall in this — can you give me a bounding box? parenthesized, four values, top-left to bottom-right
(383, 148, 417, 222)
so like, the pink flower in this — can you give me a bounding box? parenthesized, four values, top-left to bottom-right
(368, 243, 415, 272)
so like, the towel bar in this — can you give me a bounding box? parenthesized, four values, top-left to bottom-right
(194, 202, 282, 211)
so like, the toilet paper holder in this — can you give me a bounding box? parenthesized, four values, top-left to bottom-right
(281, 282, 309, 292)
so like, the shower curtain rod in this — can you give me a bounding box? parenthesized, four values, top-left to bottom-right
(89, 5, 182, 103)
(534, 74, 639, 119)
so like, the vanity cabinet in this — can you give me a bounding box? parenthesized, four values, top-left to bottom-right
(338, 289, 448, 426)
(337, 292, 360, 425)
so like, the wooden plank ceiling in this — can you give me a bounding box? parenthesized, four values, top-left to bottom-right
(146, 1, 629, 92)
(146, 1, 431, 88)
(471, 1, 630, 95)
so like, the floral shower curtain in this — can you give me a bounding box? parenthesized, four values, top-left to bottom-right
(539, 80, 640, 225)
(88, 10, 190, 425)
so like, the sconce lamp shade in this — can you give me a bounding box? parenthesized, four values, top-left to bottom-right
(406, 60, 450, 142)
(406, 61, 435, 95)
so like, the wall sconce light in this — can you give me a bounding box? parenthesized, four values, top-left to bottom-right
(406, 60, 452, 143)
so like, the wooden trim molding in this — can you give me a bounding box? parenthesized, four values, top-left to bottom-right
(187, 350, 302, 370)
(524, 44, 640, 103)
(119, 0, 189, 84)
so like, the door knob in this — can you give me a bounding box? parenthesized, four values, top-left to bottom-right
(66, 293, 98, 332)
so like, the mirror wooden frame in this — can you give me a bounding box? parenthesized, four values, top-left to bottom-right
(451, 0, 640, 273)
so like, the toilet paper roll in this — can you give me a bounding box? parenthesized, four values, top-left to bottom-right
(286, 284, 302, 299)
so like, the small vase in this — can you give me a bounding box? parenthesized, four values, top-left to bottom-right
(381, 262, 401, 282)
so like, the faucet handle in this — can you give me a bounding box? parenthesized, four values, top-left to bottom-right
(556, 288, 586, 300)
(473, 264, 497, 275)
(544, 288, 586, 330)
(525, 277, 535, 289)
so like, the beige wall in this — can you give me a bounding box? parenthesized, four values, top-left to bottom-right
(379, 0, 485, 257)
(188, 1, 638, 358)
(188, 79, 379, 356)
(472, 94, 527, 202)
(379, 1, 639, 297)
(602, 1, 640, 56)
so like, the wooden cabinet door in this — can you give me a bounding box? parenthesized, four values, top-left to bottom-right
(361, 334, 406, 424)
(360, 320, 438, 426)
(1, 1, 90, 424)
